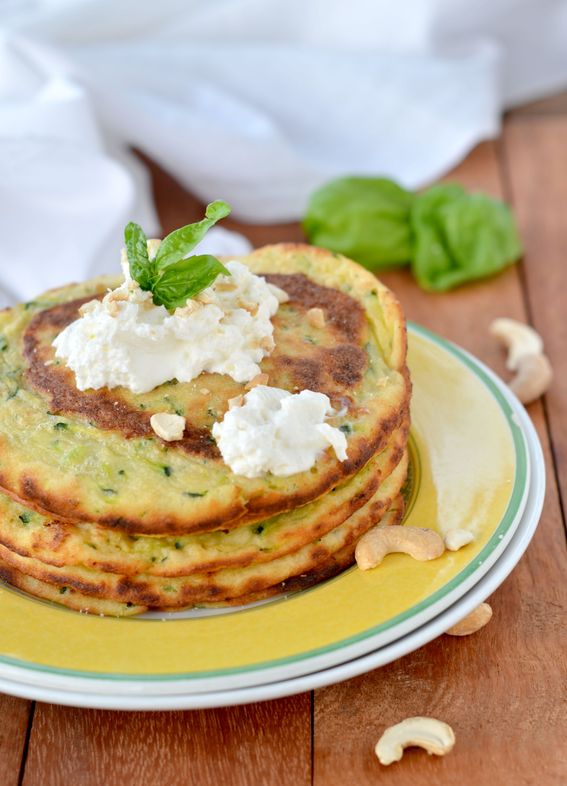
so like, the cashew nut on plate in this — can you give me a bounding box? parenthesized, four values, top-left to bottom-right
(375, 717, 456, 765)
(446, 602, 493, 636)
(490, 318, 552, 404)
(355, 525, 445, 570)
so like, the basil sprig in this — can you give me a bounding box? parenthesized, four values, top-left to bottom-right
(124, 200, 231, 310)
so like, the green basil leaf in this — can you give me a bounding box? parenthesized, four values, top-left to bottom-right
(409, 183, 465, 291)
(124, 222, 153, 291)
(302, 177, 414, 269)
(152, 255, 230, 310)
(154, 201, 232, 270)
(411, 184, 523, 292)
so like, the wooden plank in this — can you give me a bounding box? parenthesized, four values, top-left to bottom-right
(501, 115, 567, 523)
(507, 91, 567, 116)
(314, 408, 567, 786)
(0, 694, 32, 786)
(22, 695, 311, 786)
(314, 140, 567, 785)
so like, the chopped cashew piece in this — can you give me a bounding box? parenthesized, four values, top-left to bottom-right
(444, 529, 474, 551)
(150, 412, 186, 442)
(446, 602, 493, 636)
(259, 335, 275, 352)
(240, 300, 259, 316)
(228, 394, 244, 410)
(490, 318, 543, 371)
(196, 292, 215, 305)
(245, 373, 269, 390)
(508, 353, 553, 405)
(375, 717, 456, 765)
(307, 307, 326, 328)
(267, 283, 290, 303)
(355, 525, 445, 570)
(176, 300, 203, 317)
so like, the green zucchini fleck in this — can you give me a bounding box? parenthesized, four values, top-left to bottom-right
(100, 487, 117, 496)
(54, 422, 69, 431)
(162, 465, 173, 477)
(18, 512, 32, 524)
(183, 490, 207, 498)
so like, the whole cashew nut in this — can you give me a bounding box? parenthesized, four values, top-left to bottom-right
(355, 525, 445, 570)
(490, 318, 543, 370)
(508, 352, 553, 405)
(490, 318, 552, 404)
(375, 717, 456, 765)
(446, 602, 493, 636)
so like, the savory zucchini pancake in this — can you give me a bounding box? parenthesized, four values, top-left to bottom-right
(0, 452, 408, 609)
(0, 208, 410, 615)
(0, 245, 408, 535)
(0, 420, 408, 577)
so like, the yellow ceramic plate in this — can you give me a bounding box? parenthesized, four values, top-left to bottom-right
(0, 324, 529, 693)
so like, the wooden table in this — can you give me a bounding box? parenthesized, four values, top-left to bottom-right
(2, 95, 566, 786)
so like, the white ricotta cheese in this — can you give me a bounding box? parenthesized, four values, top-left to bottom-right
(211, 386, 348, 478)
(52, 260, 281, 394)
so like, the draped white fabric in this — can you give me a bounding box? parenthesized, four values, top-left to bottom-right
(1, 0, 566, 302)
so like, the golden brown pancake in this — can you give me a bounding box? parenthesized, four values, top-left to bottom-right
(0, 244, 409, 535)
(0, 418, 407, 577)
(0, 452, 408, 609)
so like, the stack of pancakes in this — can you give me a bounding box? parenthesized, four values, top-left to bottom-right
(0, 244, 410, 616)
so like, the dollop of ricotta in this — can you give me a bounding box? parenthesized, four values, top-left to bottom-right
(53, 261, 284, 394)
(211, 386, 348, 478)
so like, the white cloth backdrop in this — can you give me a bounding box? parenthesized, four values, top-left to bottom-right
(1, 0, 566, 303)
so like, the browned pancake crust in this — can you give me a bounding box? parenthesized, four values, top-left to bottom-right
(0, 497, 403, 617)
(0, 455, 407, 608)
(197, 495, 405, 608)
(22, 273, 367, 458)
(0, 559, 147, 616)
(0, 417, 408, 578)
